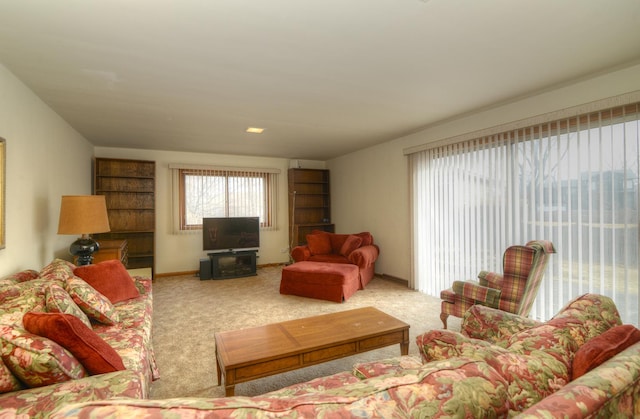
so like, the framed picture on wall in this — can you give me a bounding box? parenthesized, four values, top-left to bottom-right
(0, 138, 5, 249)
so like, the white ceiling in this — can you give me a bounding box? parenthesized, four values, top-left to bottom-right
(1, 1, 639, 160)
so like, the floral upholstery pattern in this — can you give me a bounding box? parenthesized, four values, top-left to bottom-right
(44, 283, 92, 328)
(0, 354, 23, 393)
(54, 358, 511, 418)
(0, 263, 158, 418)
(0, 324, 87, 387)
(0, 370, 145, 416)
(64, 277, 120, 325)
(39, 259, 76, 286)
(0, 269, 40, 285)
(461, 304, 542, 345)
(0, 279, 48, 318)
(3, 269, 637, 419)
(418, 293, 627, 415)
(50, 293, 640, 418)
(516, 343, 640, 418)
(352, 355, 423, 379)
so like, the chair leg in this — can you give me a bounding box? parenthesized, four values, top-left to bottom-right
(440, 312, 448, 329)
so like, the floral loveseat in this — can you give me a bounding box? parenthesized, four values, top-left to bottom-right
(51, 293, 640, 418)
(0, 259, 158, 418)
(290, 231, 379, 287)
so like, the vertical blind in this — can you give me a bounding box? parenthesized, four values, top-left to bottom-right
(409, 102, 640, 324)
(169, 164, 279, 233)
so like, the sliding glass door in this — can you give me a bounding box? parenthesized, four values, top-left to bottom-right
(410, 103, 640, 324)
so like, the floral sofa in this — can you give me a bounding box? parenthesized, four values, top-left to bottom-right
(0, 259, 158, 418)
(51, 293, 640, 418)
(290, 230, 379, 287)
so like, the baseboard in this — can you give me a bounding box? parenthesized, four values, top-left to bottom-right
(155, 270, 199, 278)
(378, 273, 408, 286)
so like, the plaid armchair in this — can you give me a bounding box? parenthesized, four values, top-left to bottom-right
(439, 240, 556, 329)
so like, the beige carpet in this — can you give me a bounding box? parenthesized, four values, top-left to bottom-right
(149, 265, 461, 399)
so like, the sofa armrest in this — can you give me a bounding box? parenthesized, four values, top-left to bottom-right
(0, 370, 144, 418)
(291, 245, 312, 262)
(352, 355, 423, 379)
(348, 245, 379, 268)
(461, 305, 541, 345)
(452, 280, 501, 308)
(478, 271, 503, 288)
(517, 342, 640, 418)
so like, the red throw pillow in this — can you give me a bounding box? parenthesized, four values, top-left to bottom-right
(73, 260, 140, 303)
(572, 324, 640, 380)
(339, 235, 363, 257)
(355, 232, 373, 247)
(23, 312, 125, 375)
(306, 233, 332, 255)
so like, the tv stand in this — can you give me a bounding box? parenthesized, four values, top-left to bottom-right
(208, 250, 257, 279)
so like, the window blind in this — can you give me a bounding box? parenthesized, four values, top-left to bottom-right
(170, 164, 279, 234)
(410, 101, 640, 325)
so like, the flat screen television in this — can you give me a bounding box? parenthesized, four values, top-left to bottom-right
(203, 217, 260, 253)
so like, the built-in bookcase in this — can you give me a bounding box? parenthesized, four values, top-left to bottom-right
(93, 158, 155, 277)
(288, 168, 334, 247)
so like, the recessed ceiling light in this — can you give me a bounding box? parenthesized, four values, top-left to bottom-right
(246, 127, 265, 134)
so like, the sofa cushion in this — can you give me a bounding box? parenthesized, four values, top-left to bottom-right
(306, 233, 332, 255)
(572, 324, 640, 380)
(45, 283, 92, 328)
(0, 270, 40, 285)
(352, 355, 423, 379)
(354, 232, 373, 247)
(0, 358, 23, 393)
(485, 351, 569, 413)
(23, 312, 126, 375)
(0, 324, 87, 387)
(0, 280, 47, 318)
(39, 258, 76, 286)
(307, 254, 350, 264)
(416, 329, 505, 364)
(74, 260, 140, 303)
(52, 357, 511, 419)
(65, 277, 120, 325)
(339, 235, 362, 257)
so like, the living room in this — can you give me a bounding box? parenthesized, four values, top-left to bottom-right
(0, 2, 638, 285)
(1, 1, 640, 416)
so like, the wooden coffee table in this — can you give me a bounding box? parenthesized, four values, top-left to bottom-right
(214, 307, 410, 396)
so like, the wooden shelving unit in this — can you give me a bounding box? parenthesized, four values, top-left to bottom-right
(93, 158, 155, 277)
(288, 168, 334, 247)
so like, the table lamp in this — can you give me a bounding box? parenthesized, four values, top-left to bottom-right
(57, 195, 111, 265)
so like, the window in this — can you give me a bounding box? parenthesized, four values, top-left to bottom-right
(408, 100, 640, 325)
(170, 165, 279, 232)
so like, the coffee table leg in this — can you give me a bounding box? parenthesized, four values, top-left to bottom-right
(216, 354, 221, 386)
(400, 328, 409, 355)
(225, 383, 235, 397)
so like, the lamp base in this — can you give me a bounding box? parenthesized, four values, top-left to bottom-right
(69, 237, 100, 266)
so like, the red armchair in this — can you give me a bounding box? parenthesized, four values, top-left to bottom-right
(439, 240, 556, 329)
(290, 231, 379, 288)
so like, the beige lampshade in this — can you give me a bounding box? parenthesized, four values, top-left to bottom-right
(57, 195, 111, 235)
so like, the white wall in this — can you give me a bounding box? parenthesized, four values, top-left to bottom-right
(0, 64, 94, 276)
(94, 147, 326, 274)
(4, 57, 639, 280)
(329, 62, 640, 281)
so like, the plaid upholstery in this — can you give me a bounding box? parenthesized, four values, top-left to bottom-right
(440, 240, 555, 328)
(439, 289, 475, 318)
(452, 280, 502, 308)
(478, 271, 503, 289)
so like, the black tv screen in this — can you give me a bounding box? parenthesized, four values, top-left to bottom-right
(203, 217, 260, 252)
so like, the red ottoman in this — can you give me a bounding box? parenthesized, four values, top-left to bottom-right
(280, 262, 360, 303)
